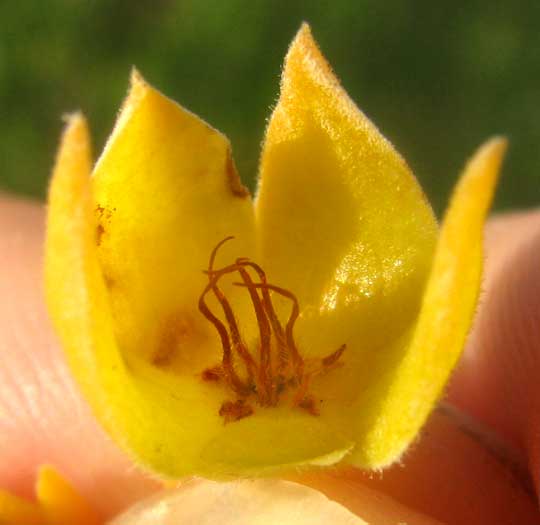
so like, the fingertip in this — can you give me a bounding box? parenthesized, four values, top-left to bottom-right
(298, 408, 538, 525)
(0, 196, 161, 518)
(448, 209, 540, 496)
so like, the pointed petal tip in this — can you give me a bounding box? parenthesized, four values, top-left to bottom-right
(59, 112, 89, 143)
(282, 22, 339, 96)
(130, 65, 143, 83)
(36, 464, 58, 483)
(129, 66, 148, 92)
(36, 466, 101, 525)
(53, 112, 91, 170)
(35, 464, 53, 495)
(463, 135, 508, 193)
(125, 66, 150, 108)
(297, 21, 313, 38)
(48, 113, 92, 206)
(124, 67, 184, 121)
(476, 135, 508, 162)
(61, 110, 85, 126)
(128, 67, 171, 106)
(94, 67, 153, 169)
(288, 21, 320, 59)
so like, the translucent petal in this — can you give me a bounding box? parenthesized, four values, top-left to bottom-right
(349, 138, 507, 468)
(45, 114, 220, 477)
(92, 71, 255, 371)
(255, 24, 437, 429)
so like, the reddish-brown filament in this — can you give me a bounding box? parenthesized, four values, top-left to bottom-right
(199, 237, 346, 423)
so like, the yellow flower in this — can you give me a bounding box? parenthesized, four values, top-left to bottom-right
(45, 24, 505, 479)
(0, 466, 100, 525)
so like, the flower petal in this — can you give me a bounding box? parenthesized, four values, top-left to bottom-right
(256, 23, 437, 382)
(36, 466, 100, 525)
(45, 115, 221, 478)
(0, 466, 100, 525)
(45, 114, 132, 456)
(47, 109, 339, 480)
(200, 411, 353, 476)
(349, 138, 507, 468)
(255, 24, 439, 460)
(0, 490, 46, 525)
(92, 71, 255, 370)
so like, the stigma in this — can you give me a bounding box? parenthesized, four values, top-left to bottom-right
(199, 237, 346, 424)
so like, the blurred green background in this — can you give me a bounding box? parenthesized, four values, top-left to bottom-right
(1, 0, 539, 214)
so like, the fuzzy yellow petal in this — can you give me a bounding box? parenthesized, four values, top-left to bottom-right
(255, 24, 438, 461)
(200, 412, 353, 476)
(256, 24, 437, 384)
(257, 25, 437, 334)
(92, 71, 255, 370)
(350, 138, 507, 468)
(44, 104, 225, 478)
(36, 466, 100, 525)
(0, 491, 46, 525)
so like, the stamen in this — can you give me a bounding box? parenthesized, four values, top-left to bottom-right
(322, 343, 347, 368)
(198, 238, 346, 423)
(236, 260, 289, 373)
(208, 236, 235, 270)
(204, 266, 258, 386)
(235, 266, 273, 406)
(198, 286, 249, 397)
(234, 281, 304, 380)
(200, 237, 257, 396)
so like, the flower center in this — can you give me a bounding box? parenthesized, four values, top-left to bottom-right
(200, 237, 346, 424)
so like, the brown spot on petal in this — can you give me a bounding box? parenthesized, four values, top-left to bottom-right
(225, 149, 250, 198)
(95, 204, 116, 246)
(103, 272, 116, 290)
(152, 313, 193, 367)
(96, 223, 105, 246)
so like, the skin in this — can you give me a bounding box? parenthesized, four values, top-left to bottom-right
(0, 193, 539, 524)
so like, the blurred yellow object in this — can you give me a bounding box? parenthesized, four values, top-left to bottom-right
(44, 23, 505, 478)
(0, 466, 100, 525)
